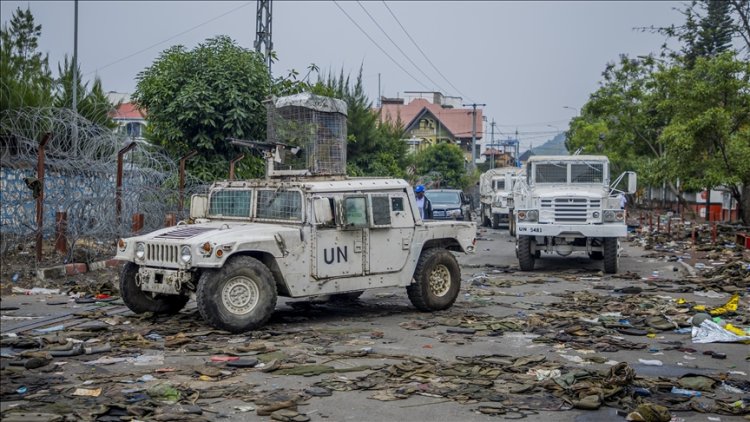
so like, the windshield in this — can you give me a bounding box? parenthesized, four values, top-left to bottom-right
(534, 162, 605, 184)
(426, 191, 461, 204)
(256, 190, 303, 221)
(208, 189, 252, 217)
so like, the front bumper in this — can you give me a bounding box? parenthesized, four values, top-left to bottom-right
(516, 223, 626, 238)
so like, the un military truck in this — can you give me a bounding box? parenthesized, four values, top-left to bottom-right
(114, 93, 476, 333)
(512, 155, 636, 274)
(479, 167, 521, 229)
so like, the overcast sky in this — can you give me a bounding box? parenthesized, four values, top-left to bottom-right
(1, 1, 684, 151)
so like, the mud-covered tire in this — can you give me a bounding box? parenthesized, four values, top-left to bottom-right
(481, 206, 491, 227)
(407, 249, 461, 311)
(603, 238, 619, 274)
(330, 291, 364, 302)
(589, 251, 604, 260)
(492, 214, 500, 229)
(120, 262, 189, 315)
(517, 235, 535, 271)
(509, 213, 516, 236)
(196, 256, 277, 333)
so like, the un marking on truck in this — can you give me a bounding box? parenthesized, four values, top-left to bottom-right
(323, 246, 348, 264)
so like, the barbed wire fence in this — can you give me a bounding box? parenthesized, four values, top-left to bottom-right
(0, 107, 209, 269)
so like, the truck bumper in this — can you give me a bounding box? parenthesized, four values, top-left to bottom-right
(516, 223, 626, 238)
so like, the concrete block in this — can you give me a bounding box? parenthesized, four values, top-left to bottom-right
(36, 266, 66, 280)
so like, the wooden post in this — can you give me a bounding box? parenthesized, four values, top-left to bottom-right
(116, 142, 137, 226)
(55, 211, 68, 255)
(178, 150, 197, 217)
(711, 222, 717, 245)
(132, 213, 144, 234)
(165, 213, 176, 227)
(36, 133, 51, 262)
(667, 218, 671, 235)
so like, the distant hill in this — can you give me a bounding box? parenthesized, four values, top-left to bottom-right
(520, 133, 568, 161)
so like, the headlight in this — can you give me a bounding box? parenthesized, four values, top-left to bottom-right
(135, 242, 145, 259)
(180, 246, 192, 263)
(447, 209, 462, 217)
(603, 210, 616, 222)
(527, 210, 538, 222)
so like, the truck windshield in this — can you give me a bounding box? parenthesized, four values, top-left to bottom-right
(209, 189, 252, 217)
(535, 163, 567, 183)
(256, 190, 303, 221)
(571, 163, 604, 183)
(426, 191, 461, 204)
(492, 179, 505, 190)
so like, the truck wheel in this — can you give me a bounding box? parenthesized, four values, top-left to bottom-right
(517, 236, 535, 271)
(120, 262, 189, 314)
(407, 248, 460, 311)
(196, 256, 277, 333)
(481, 206, 491, 227)
(509, 212, 516, 236)
(603, 238, 619, 274)
(492, 214, 500, 229)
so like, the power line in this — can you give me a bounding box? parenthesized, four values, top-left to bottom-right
(85, 2, 253, 78)
(382, 0, 474, 103)
(332, 1, 430, 91)
(356, 1, 447, 94)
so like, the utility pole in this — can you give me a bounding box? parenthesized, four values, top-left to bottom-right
(255, 0, 273, 81)
(462, 103, 486, 172)
(490, 119, 496, 169)
(377, 73, 381, 108)
(72, 0, 79, 152)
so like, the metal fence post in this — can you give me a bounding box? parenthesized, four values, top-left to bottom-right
(35, 133, 51, 262)
(116, 142, 137, 227)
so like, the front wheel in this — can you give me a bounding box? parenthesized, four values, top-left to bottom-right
(492, 214, 500, 229)
(407, 249, 461, 311)
(517, 235, 535, 271)
(120, 262, 189, 314)
(509, 212, 516, 236)
(197, 256, 277, 333)
(603, 238, 619, 274)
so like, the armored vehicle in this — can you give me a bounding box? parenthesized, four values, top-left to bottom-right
(512, 155, 636, 273)
(479, 167, 522, 229)
(115, 93, 476, 333)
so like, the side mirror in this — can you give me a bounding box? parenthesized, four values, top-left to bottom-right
(627, 172, 637, 194)
(190, 194, 208, 219)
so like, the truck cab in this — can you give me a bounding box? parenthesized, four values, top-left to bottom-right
(512, 155, 636, 273)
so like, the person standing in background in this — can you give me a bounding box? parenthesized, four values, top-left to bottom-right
(414, 185, 432, 219)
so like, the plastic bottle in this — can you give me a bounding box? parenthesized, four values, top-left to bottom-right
(671, 387, 701, 397)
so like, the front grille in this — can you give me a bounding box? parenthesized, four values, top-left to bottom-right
(541, 198, 600, 223)
(146, 244, 179, 264)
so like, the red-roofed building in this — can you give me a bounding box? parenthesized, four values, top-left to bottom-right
(107, 92, 148, 142)
(377, 92, 483, 164)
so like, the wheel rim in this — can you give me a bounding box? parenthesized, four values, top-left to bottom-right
(428, 264, 452, 297)
(222, 276, 260, 315)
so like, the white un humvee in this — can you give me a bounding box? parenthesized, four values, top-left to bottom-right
(115, 178, 475, 332)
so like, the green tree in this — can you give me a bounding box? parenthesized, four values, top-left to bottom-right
(53, 55, 116, 128)
(0, 6, 53, 111)
(414, 142, 470, 189)
(311, 66, 408, 178)
(658, 53, 750, 223)
(132, 35, 271, 180)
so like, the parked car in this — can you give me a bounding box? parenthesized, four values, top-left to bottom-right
(425, 189, 472, 221)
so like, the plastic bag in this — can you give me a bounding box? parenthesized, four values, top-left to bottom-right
(691, 320, 750, 344)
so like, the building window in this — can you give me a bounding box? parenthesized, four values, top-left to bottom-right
(126, 122, 143, 138)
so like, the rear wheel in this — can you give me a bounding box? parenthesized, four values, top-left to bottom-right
(603, 238, 619, 274)
(407, 249, 461, 311)
(509, 212, 516, 236)
(197, 256, 277, 333)
(517, 236, 535, 271)
(481, 205, 490, 226)
(492, 214, 500, 229)
(120, 262, 189, 314)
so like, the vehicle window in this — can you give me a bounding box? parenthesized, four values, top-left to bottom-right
(371, 196, 391, 226)
(313, 197, 336, 227)
(256, 190, 302, 221)
(493, 180, 505, 190)
(571, 163, 603, 183)
(391, 197, 404, 212)
(208, 189, 252, 217)
(425, 191, 461, 204)
(344, 197, 367, 227)
(535, 163, 567, 183)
